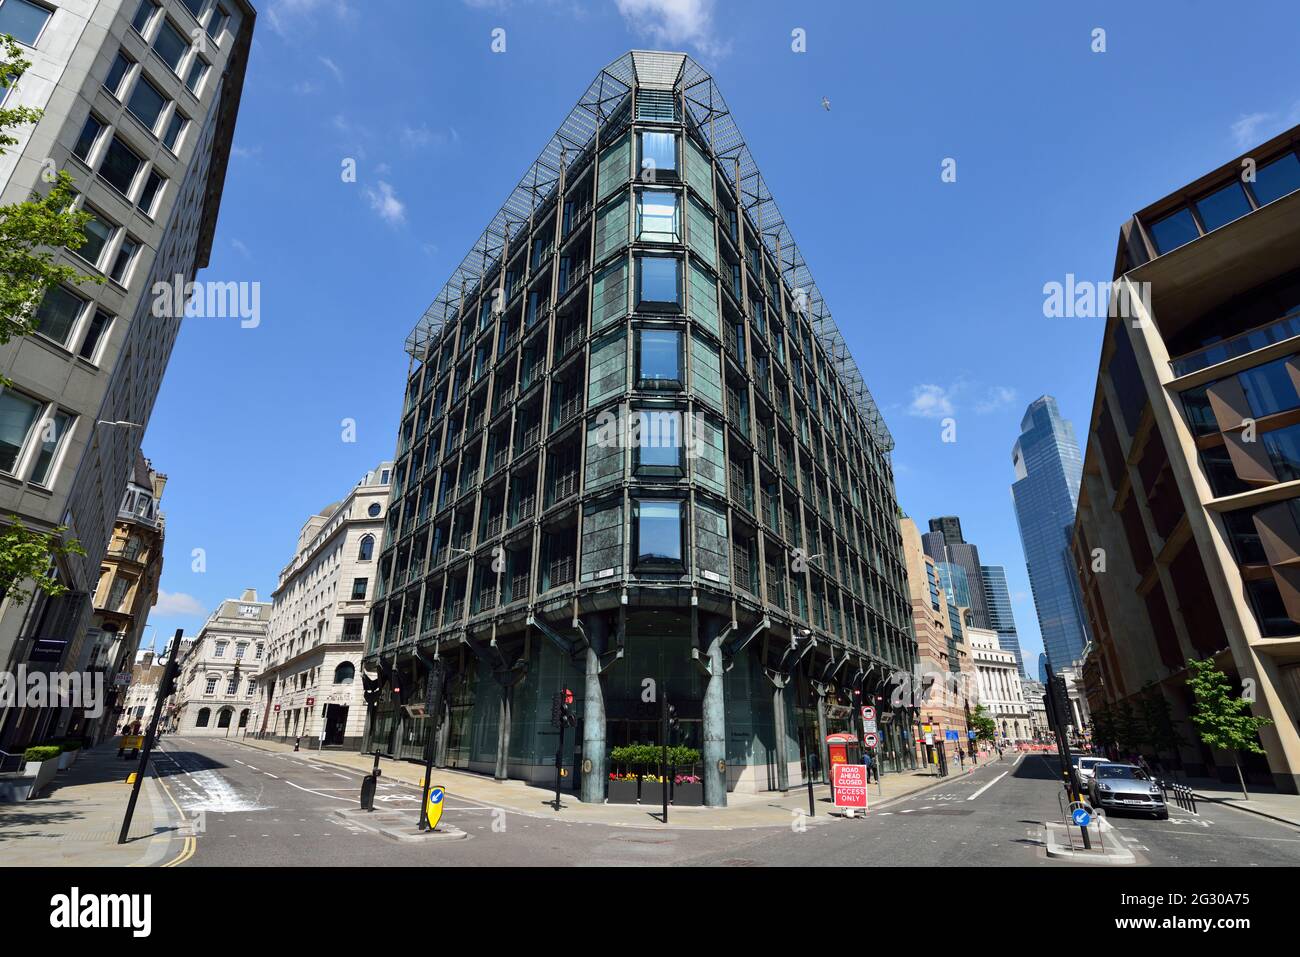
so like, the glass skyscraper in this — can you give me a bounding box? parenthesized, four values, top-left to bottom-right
(980, 564, 1025, 677)
(1011, 396, 1089, 670)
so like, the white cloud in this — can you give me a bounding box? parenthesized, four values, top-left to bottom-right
(1231, 111, 1273, 149)
(615, 0, 729, 58)
(907, 380, 1016, 418)
(318, 56, 344, 84)
(364, 180, 406, 225)
(154, 590, 205, 617)
(267, 0, 354, 36)
(400, 123, 460, 151)
(292, 80, 318, 95)
(231, 144, 261, 160)
(230, 238, 250, 257)
(908, 384, 955, 419)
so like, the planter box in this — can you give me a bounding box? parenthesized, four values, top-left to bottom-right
(607, 780, 639, 805)
(671, 782, 704, 806)
(23, 759, 58, 799)
(641, 781, 666, 806)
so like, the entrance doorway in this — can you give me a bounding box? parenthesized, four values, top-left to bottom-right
(323, 704, 348, 746)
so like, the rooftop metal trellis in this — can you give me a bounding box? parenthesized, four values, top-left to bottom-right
(406, 50, 893, 452)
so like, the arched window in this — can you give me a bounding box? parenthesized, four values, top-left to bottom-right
(217, 707, 233, 729)
(238, 709, 250, 728)
(334, 661, 356, 684)
(196, 707, 211, 728)
(358, 535, 374, 561)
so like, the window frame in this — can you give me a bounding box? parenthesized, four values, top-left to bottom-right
(635, 253, 683, 313)
(635, 326, 684, 391)
(632, 496, 687, 571)
(0, 0, 55, 48)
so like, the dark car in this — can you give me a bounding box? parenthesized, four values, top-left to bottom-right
(1088, 762, 1168, 819)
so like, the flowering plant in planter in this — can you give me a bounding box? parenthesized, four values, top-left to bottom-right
(674, 774, 701, 785)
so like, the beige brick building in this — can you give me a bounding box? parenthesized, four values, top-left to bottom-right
(173, 589, 268, 735)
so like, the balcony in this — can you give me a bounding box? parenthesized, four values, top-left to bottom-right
(552, 470, 578, 502)
(513, 493, 536, 525)
(1170, 307, 1300, 377)
(510, 571, 530, 601)
(477, 584, 499, 611)
(484, 514, 504, 539)
(548, 555, 575, 587)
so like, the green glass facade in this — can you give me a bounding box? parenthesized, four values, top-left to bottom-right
(365, 52, 916, 803)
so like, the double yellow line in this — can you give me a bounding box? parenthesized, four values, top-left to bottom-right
(154, 754, 197, 868)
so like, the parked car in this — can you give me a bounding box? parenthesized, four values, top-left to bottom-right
(1088, 762, 1168, 819)
(1075, 756, 1107, 788)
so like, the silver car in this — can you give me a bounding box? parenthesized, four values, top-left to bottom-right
(1088, 762, 1168, 819)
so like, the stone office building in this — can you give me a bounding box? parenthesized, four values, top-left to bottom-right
(174, 589, 268, 736)
(1072, 123, 1300, 792)
(363, 51, 918, 805)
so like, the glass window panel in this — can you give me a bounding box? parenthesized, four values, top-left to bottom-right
(638, 255, 680, 307)
(76, 215, 114, 267)
(1195, 182, 1252, 232)
(1149, 207, 1199, 255)
(1251, 152, 1300, 206)
(637, 410, 683, 468)
(180, 0, 206, 18)
(1245, 578, 1296, 638)
(1180, 384, 1218, 437)
(104, 51, 132, 97)
(206, 6, 230, 40)
(152, 18, 188, 72)
(1222, 508, 1267, 565)
(131, 0, 159, 34)
(127, 75, 168, 130)
(99, 137, 143, 196)
(77, 309, 112, 361)
(638, 328, 681, 386)
(638, 190, 678, 242)
(137, 170, 165, 214)
(33, 285, 84, 345)
(72, 114, 103, 161)
(0, 390, 42, 473)
(1197, 443, 1251, 498)
(0, 0, 51, 45)
(636, 499, 683, 563)
(109, 236, 139, 284)
(1263, 423, 1300, 481)
(640, 131, 677, 176)
(29, 409, 71, 485)
(185, 58, 208, 93)
(1238, 355, 1299, 417)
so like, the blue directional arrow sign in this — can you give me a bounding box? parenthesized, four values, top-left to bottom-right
(1071, 807, 1092, 827)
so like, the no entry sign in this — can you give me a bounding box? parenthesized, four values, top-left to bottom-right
(832, 763, 869, 811)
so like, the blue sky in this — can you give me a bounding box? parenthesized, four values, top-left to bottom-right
(139, 0, 1300, 666)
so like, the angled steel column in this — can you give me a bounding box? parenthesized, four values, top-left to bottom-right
(701, 615, 727, 807)
(495, 683, 513, 781)
(580, 614, 608, 803)
(771, 675, 790, 792)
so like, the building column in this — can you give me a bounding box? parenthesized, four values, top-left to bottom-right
(434, 697, 450, 767)
(580, 614, 608, 804)
(494, 683, 513, 781)
(701, 616, 726, 807)
(814, 684, 829, 781)
(770, 677, 790, 791)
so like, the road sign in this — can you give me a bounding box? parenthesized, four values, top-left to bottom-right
(425, 785, 445, 830)
(273, 704, 280, 712)
(863, 732, 878, 747)
(924, 732, 934, 745)
(1071, 807, 1092, 827)
(306, 697, 315, 706)
(945, 729, 960, 742)
(968, 730, 976, 739)
(832, 763, 868, 812)
(861, 706, 876, 724)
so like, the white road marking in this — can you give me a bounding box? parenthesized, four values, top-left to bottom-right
(967, 770, 1010, 801)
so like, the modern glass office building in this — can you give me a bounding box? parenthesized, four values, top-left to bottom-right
(1073, 124, 1300, 792)
(1011, 396, 1089, 670)
(980, 564, 1025, 677)
(363, 52, 917, 805)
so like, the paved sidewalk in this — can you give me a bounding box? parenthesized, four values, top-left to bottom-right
(228, 735, 1013, 829)
(1181, 776, 1300, 828)
(0, 745, 187, 867)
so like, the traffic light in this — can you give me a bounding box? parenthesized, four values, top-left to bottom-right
(551, 692, 563, 728)
(667, 702, 679, 731)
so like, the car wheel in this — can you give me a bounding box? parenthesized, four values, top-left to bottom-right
(1154, 809, 1168, 820)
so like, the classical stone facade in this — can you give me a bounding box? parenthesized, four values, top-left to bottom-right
(254, 463, 391, 750)
(173, 590, 268, 736)
(969, 626, 1032, 743)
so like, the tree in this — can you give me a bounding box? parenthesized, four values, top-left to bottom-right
(1, 34, 101, 351)
(1140, 683, 1185, 771)
(1185, 657, 1272, 799)
(1113, 698, 1146, 753)
(0, 515, 86, 606)
(969, 704, 997, 743)
(1089, 705, 1117, 755)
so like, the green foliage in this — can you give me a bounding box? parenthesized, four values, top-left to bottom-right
(1089, 706, 1116, 751)
(1140, 684, 1185, 758)
(23, 745, 61, 762)
(1113, 698, 1146, 749)
(1185, 657, 1271, 756)
(0, 35, 101, 350)
(58, 739, 83, 752)
(969, 704, 997, 741)
(610, 744, 700, 771)
(0, 515, 86, 606)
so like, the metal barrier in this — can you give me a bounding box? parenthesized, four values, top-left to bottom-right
(0, 749, 24, 773)
(1161, 780, 1197, 815)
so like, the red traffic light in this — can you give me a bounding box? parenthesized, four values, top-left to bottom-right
(563, 688, 574, 705)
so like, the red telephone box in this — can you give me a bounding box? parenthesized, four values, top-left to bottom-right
(825, 732, 860, 771)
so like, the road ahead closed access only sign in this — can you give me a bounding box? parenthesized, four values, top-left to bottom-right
(832, 763, 868, 813)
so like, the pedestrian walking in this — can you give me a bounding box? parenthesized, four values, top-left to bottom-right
(861, 748, 879, 784)
(957, 747, 966, 770)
